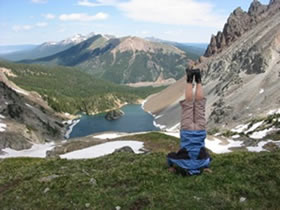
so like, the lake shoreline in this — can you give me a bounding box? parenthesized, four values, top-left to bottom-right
(66, 103, 159, 139)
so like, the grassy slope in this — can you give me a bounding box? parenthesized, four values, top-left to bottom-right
(0, 132, 280, 210)
(0, 61, 166, 114)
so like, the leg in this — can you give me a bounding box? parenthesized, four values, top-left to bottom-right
(180, 68, 196, 130)
(194, 74, 206, 130)
(180, 83, 195, 130)
(195, 83, 204, 101)
(185, 83, 193, 101)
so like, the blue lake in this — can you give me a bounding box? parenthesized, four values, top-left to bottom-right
(69, 104, 159, 138)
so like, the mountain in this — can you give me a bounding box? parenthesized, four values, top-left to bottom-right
(144, 0, 280, 131)
(0, 44, 37, 54)
(204, 0, 279, 57)
(0, 33, 96, 61)
(0, 67, 66, 152)
(145, 37, 207, 60)
(19, 35, 194, 84)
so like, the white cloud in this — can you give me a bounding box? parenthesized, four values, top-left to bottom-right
(59, 13, 108, 21)
(77, 0, 100, 7)
(12, 25, 33, 32)
(77, 0, 119, 7)
(36, 22, 48, 27)
(31, 0, 47, 3)
(12, 22, 48, 32)
(43, 14, 55, 19)
(117, 0, 226, 28)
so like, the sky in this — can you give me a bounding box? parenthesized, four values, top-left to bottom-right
(0, 0, 270, 45)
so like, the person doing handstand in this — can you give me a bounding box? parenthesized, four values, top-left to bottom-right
(167, 64, 211, 176)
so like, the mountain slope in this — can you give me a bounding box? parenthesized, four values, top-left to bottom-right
(0, 34, 94, 61)
(145, 37, 207, 60)
(144, 0, 280, 131)
(0, 68, 66, 152)
(0, 61, 166, 115)
(20, 35, 190, 84)
(0, 45, 37, 55)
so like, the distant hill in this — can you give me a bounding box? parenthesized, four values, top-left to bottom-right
(145, 37, 207, 60)
(0, 33, 96, 61)
(0, 44, 37, 55)
(18, 35, 204, 84)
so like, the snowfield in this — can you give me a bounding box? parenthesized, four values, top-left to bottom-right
(60, 141, 144, 159)
(1, 143, 55, 158)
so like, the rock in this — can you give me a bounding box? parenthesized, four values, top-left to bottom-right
(193, 196, 201, 201)
(89, 178, 97, 185)
(139, 148, 150, 154)
(105, 109, 124, 121)
(114, 146, 134, 153)
(85, 203, 90, 208)
(39, 174, 60, 183)
(115, 206, 121, 210)
(263, 142, 280, 152)
(240, 197, 247, 202)
(43, 187, 50, 194)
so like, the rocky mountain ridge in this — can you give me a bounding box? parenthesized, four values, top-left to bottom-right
(204, 0, 280, 57)
(144, 0, 280, 131)
(0, 69, 66, 152)
(0, 33, 100, 61)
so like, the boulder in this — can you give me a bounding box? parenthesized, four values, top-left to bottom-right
(105, 109, 124, 121)
(114, 146, 134, 153)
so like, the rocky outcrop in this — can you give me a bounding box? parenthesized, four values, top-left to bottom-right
(204, 0, 280, 57)
(144, 0, 280, 131)
(0, 79, 66, 151)
(105, 109, 124, 121)
(113, 146, 134, 153)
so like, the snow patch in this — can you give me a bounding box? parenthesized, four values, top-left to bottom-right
(259, 89, 264, 94)
(25, 103, 35, 109)
(0, 143, 55, 158)
(65, 119, 80, 139)
(267, 108, 280, 115)
(232, 134, 240, 139)
(93, 133, 122, 139)
(153, 120, 166, 130)
(246, 140, 279, 152)
(166, 123, 180, 132)
(231, 123, 250, 133)
(249, 128, 275, 139)
(12, 87, 29, 96)
(0, 114, 5, 119)
(60, 141, 144, 159)
(0, 122, 7, 132)
(205, 138, 243, 154)
(245, 121, 264, 133)
(162, 131, 180, 138)
(155, 114, 163, 120)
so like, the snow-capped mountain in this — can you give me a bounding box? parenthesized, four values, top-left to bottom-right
(0, 33, 99, 61)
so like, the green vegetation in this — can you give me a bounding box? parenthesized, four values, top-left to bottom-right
(0, 134, 280, 209)
(0, 61, 166, 114)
